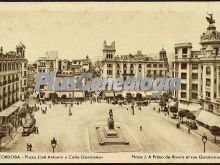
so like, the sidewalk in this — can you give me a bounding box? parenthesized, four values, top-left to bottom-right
(0, 126, 22, 151)
(152, 106, 220, 148)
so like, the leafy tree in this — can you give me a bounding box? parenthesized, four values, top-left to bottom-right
(0, 131, 6, 148)
(169, 106, 178, 118)
(50, 93, 58, 101)
(209, 126, 220, 143)
(136, 93, 142, 101)
(126, 93, 133, 102)
(178, 110, 187, 123)
(186, 112, 196, 121)
(116, 94, 123, 100)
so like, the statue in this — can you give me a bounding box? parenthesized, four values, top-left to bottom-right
(206, 13, 215, 25)
(107, 109, 114, 129)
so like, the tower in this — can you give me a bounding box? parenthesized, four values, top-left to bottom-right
(159, 48, 167, 61)
(103, 40, 116, 60)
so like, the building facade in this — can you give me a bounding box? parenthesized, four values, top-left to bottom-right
(101, 40, 169, 80)
(0, 43, 28, 125)
(172, 15, 220, 116)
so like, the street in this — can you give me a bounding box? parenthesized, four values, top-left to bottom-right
(3, 101, 220, 153)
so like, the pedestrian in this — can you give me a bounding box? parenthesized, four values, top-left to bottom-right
(29, 143, 32, 151)
(188, 127, 191, 134)
(35, 127, 39, 134)
(27, 143, 29, 151)
(127, 108, 128, 111)
(158, 108, 160, 113)
(140, 125, 142, 131)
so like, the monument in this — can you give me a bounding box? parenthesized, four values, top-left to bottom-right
(88, 109, 141, 152)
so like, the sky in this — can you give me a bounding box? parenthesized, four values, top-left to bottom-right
(0, 2, 220, 63)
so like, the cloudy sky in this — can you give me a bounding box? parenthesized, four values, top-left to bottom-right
(0, 2, 220, 63)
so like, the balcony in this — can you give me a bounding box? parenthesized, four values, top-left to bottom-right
(3, 81, 7, 86)
(205, 97, 211, 101)
(3, 93, 7, 98)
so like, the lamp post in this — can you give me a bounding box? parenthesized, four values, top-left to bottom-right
(202, 134, 207, 153)
(51, 137, 57, 153)
(132, 94, 135, 115)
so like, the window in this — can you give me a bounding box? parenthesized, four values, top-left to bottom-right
(153, 64, 157, 68)
(182, 48, 188, 54)
(175, 48, 178, 54)
(107, 70, 112, 75)
(130, 64, 134, 68)
(24, 71, 27, 77)
(123, 64, 127, 68)
(181, 73, 187, 79)
(192, 84, 198, 91)
(117, 64, 120, 68)
(181, 92, 187, 98)
(192, 93, 198, 99)
(181, 63, 187, 69)
(181, 84, 187, 90)
(192, 73, 198, 79)
(206, 67, 211, 75)
(206, 79, 211, 86)
(159, 64, 163, 68)
(147, 64, 151, 67)
(206, 91, 211, 97)
(107, 64, 112, 67)
(192, 64, 198, 70)
(138, 64, 142, 68)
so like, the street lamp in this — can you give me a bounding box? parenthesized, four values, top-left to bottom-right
(202, 134, 207, 153)
(132, 94, 135, 115)
(51, 137, 57, 153)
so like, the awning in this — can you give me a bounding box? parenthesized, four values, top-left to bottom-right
(187, 103, 202, 113)
(145, 91, 152, 96)
(0, 106, 19, 117)
(168, 100, 177, 107)
(122, 91, 127, 98)
(105, 92, 114, 97)
(179, 102, 188, 110)
(12, 101, 24, 108)
(196, 110, 220, 127)
(74, 91, 84, 98)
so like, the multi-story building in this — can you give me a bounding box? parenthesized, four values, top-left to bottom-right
(36, 55, 92, 100)
(172, 14, 220, 126)
(100, 40, 169, 99)
(0, 43, 28, 125)
(101, 40, 169, 80)
(37, 51, 59, 73)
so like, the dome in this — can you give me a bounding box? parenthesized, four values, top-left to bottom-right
(159, 48, 166, 54)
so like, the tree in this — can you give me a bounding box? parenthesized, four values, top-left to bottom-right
(136, 93, 142, 101)
(116, 94, 123, 100)
(126, 93, 133, 103)
(50, 93, 58, 101)
(186, 112, 196, 121)
(169, 106, 178, 118)
(209, 126, 220, 143)
(178, 110, 187, 123)
(0, 131, 6, 149)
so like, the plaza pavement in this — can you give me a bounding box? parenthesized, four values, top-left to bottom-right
(2, 101, 220, 153)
